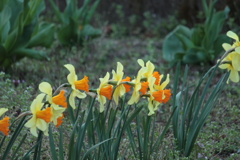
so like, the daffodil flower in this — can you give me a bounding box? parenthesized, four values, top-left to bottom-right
(64, 64, 88, 109)
(0, 108, 10, 136)
(111, 62, 131, 105)
(25, 94, 52, 137)
(128, 67, 146, 105)
(219, 52, 239, 83)
(97, 72, 113, 112)
(39, 82, 67, 108)
(138, 59, 155, 82)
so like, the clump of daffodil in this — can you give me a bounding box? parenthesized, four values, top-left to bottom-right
(25, 94, 52, 137)
(97, 72, 113, 112)
(64, 64, 89, 109)
(111, 62, 131, 105)
(0, 108, 10, 136)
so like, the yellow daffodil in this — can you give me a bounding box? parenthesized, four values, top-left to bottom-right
(25, 94, 52, 137)
(97, 72, 113, 112)
(138, 59, 155, 82)
(0, 108, 10, 136)
(219, 52, 239, 83)
(39, 82, 67, 108)
(111, 62, 130, 105)
(64, 64, 88, 109)
(128, 67, 146, 105)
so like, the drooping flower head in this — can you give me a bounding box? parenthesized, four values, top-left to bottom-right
(64, 64, 88, 109)
(97, 72, 113, 112)
(25, 94, 52, 137)
(0, 108, 10, 136)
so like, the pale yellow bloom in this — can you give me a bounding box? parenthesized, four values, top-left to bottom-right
(138, 59, 155, 83)
(64, 64, 87, 109)
(97, 72, 113, 112)
(219, 52, 239, 83)
(25, 94, 52, 137)
(112, 62, 126, 105)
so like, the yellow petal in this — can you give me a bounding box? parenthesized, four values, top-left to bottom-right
(30, 94, 45, 113)
(0, 108, 8, 117)
(30, 126, 38, 137)
(235, 46, 240, 54)
(64, 64, 78, 85)
(227, 31, 239, 41)
(229, 69, 239, 83)
(39, 82, 52, 96)
(137, 59, 145, 67)
(222, 43, 232, 51)
(161, 74, 170, 89)
(232, 53, 240, 71)
(219, 64, 230, 70)
(36, 119, 48, 132)
(147, 100, 155, 116)
(69, 90, 77, 109)
(25, 117, 36, 128)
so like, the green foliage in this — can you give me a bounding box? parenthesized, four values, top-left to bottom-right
(48, 0, 102, 46)
(163, 0, 230, 64)
(172, 61, 229, 157)
(0, 0, 55, 70)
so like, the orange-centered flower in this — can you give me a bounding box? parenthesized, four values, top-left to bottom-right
(52, 90, 67, 108)
(121, 77, 131, 92)
(74, 76, 89, 92)
(55, 114, 64, 128)
(99, 85, 113, 100)
(0, 117, 10, 136)
(36, 107, 52, 123)
(139, 82, 149, 95)
(152, 71, 160, 85)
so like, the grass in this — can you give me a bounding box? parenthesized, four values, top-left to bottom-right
(1, 34, 240, 159)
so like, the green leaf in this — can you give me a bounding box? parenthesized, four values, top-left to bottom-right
(28, 22, 55, 48)
(0, 5, 11, 41)
(162, 25, 191, 62)
(12, 48, 49, 61)
(183, 48, 206, 64)
(79, 24, 101, 38)
(57, 18, 78, 45)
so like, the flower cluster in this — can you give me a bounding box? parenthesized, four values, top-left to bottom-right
(24, 82, 67, 137)
(219, 31, 240, 83)
(22, 59, 171, 136)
